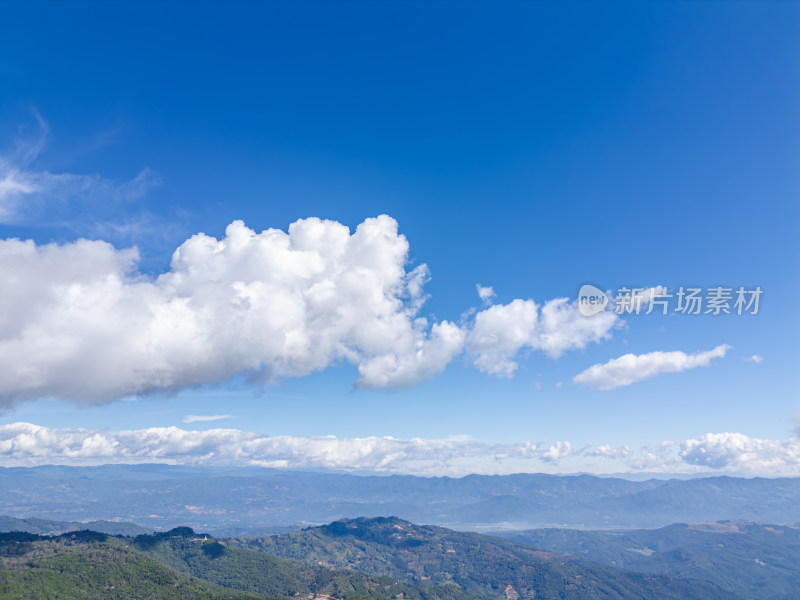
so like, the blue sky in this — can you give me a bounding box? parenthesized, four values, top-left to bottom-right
(0, 1, 798, 476)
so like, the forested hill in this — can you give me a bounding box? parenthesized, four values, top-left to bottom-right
(225, 517, 742, 600)
(0, 528, 477, 600)
(0, 530, 264, 600)
(0, 521, 746, 600)
(129, 527, 477, 600)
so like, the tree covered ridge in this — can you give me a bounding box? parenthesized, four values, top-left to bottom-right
(0, 530, 265, 600)
(0, 528, 477, 600)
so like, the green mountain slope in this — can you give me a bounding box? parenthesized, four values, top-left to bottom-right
(131, 527, 476, 600)
(497, 521, 800, 600)
(0, 528, 476, 600)
(226, 516, 742, 600)
(0, 531, 266, 600)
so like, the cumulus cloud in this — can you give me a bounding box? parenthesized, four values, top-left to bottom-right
(467, 299, 539, 376)
(536, 298, 618, 357)
(182, 414, 233, 424)
(573, 344, 730, 391)
(745, 355, 764, 363)
(540, 441, 572, 464)
(679, 433, 800, 473)
(588, 434, 800, 476)
(466, 298, 618, 377)
(0, 215, 623, 407)
(0, 216, 462, 404)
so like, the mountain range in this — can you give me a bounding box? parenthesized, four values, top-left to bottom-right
(0, 515, 151, 537)
(3, 465, 799, 534)
(496, 520, 800, 600)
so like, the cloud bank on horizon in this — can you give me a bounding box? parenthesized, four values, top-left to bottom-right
(1, 421, 798, 476)
(0, 214, 623, 408)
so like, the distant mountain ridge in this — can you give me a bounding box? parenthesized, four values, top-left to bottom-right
(0, 514, 151, 537)
(2, 465, 799, 533)
(496, 520, 800, 600)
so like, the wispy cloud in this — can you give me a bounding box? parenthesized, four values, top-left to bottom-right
(745, 354, 764, 363)
(476, 284, 496, 305)
(573, 344, 730, 391)
(0, 111, 159, 236)
(183, 414, 233, 424)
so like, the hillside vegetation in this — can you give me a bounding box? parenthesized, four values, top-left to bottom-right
(0, 531, 265, 600)
(130, 527, 476, 600)
(0, 528, 475, 600)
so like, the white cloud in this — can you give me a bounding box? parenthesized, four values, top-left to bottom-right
(467, 299, 539, 376)
(0, 216, 462, 405)
(588, 444, 632, 460)
(679, 433, 800, 473)
(573, 344, 730, 391)
(356, 320, 466, 389)
(0, 422, 566, 474)
(182, 414, 233, 424)
(0, 215, 624, 407)
(2, 422, 798, 476)
(588, 434, 800, 476)
(541, 441, 572, 464)
(476, 284, 496, 305)
(746, 355, 764, 363)
(467, 297, 618, 377)
(536, 297, 618, 357)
